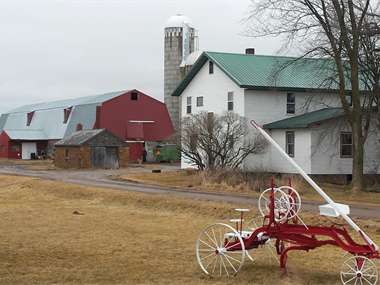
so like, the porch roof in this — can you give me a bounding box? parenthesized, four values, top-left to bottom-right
(263, 108, 345, 129)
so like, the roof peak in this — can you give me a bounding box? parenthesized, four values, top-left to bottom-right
(204, 51, 330, 61)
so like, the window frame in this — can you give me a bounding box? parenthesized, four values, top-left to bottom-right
(286, 131, 295, 157)
(227, 92, 234, 111)
(186, 96, 192, 114)
(131, 92, 138, 101)
(209, 61, 214, 74)
(196, 96, 204, 107)
(340, 132, 353, 158)
(286, 93, 296, 114)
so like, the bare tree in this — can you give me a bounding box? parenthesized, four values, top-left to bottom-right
(247, 0, 380, 192)
(180, 112, 266, 170)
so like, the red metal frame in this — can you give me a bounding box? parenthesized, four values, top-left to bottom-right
(225, 180, 379, 269)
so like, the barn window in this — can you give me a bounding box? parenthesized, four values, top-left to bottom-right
(76, 123, 83, 131)
(186, 97, 192, 114)
(209, 61, 214, 74)
(65, 149, 69, 161)
(286, 93, 295, 114)
(27, 111, 34, 126)
(340, 132, 352, 158)
(286, 131, 295, 157)
(227, 92, 234, 111)
(131, 92, 138, 101)
(196, 96, 203, 107)
(63, 107, 72, 124)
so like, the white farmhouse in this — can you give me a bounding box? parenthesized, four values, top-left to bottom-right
(172, 51, 380, 176)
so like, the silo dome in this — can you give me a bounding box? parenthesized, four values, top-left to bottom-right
(165, 14, 194, 28)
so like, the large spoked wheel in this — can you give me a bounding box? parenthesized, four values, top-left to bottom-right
(340, 255, 378, 285)
(196, 223, 245, 277)
(258, 188, 290, 223)
(278, 186, 302, 219)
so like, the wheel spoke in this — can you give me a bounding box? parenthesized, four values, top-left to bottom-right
(199, 239, 216, 250)
(344, 275, 357, 284)
(205, 255, 217, 271)
(362, 276, 373, 285)
(205, 231, 218, 248)
(223, 254, 238, 273)
(224, 253, 242, 264)
(201, 252, 216, 261)
(220, 254, 229, 277)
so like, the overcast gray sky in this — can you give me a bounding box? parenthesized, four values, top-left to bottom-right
(0, 0, 280, 114)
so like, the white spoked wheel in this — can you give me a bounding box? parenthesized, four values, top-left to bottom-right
(258, 188, 291, 223)
(196, 223, 245, 277)
(278, 186, 302, 219)
(340, 255, 378, 285)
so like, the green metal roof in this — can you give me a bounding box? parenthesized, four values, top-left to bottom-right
(263, 108, 345, 129)
(172, 51, 347, 97)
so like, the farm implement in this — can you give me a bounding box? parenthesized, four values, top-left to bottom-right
(195, 120, 379, 284)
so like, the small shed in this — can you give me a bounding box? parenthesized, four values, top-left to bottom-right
(54, 129, 128, 169)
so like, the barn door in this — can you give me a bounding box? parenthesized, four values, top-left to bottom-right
(104, 147, 119, 169)
(91, 147, 119, 169)
(91, 147, 106, 168)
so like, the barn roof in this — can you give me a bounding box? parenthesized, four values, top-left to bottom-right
(171, 51, 366, 97)
(0, 90, 129, 141)
(263, 108, 345, 129)
(55, 129, 126, 147)
(7, 90, 128, 114)
(55, 129, 105, 146)
(5, 129, 48, 140)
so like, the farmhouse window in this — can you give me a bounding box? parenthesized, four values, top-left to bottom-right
(286, 93, 295, 114)
(186, 97, 192, 114)
(209, 61, 214, 74)
(227, 92, 234, 111)
(286, 131, 295, 157)
(345, 94, 352, 106)
(340, 132, 353, 158)
(196, 96, 204, 107)
(131, 92, 138, 100)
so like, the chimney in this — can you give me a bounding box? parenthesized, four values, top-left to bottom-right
(245, 48, 255, 55)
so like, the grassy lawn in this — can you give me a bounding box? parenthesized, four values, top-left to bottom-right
(120, 170, 380, 206)
(0, 174, 379, 284)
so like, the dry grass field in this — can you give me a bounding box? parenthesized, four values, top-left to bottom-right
(0, 174, 379, 284)
(121, 170, 380, 206)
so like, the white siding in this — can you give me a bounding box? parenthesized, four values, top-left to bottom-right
(180, 60, 244, 168)
(310, 119, 380, 174)
(243, 89, 341, 125)
(180, 60, 244, 117)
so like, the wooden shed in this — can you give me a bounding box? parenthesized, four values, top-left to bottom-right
(54, 129, 128, 169)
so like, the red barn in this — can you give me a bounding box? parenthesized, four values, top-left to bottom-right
(0, 89, 174, 161)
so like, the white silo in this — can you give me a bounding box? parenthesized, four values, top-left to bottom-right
(164, 14, 198, 134)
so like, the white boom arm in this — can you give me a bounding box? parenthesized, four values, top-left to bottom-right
(250, 120, 378, 251)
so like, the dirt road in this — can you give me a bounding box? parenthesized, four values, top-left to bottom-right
(0, 165, 378, 220)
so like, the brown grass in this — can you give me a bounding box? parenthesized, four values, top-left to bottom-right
(0, 158, 56, 170)
(0, 175, 379, 284)
(120, 170, 380, 206)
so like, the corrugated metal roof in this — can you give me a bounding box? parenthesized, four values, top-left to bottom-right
(7, 90, 128, 114)
(263, 108, 345, 129)
(5, 129, 48, 140)
(55, 129, 105, 146)
(1, 90, 129, 141)
(64, 103, 98, 137)
(172, 51, 357, 97)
